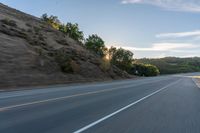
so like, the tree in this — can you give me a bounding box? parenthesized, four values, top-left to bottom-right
(41, 13, 48, 22)
(64, 23, 84, 42)
(110, 47, 134, 71)
(58, 24, 66, 33)
(41, 14, 84, 42)
(85, 34, 107, 57)
(108, 46, 117, 60)
(41, 13, 60, 29)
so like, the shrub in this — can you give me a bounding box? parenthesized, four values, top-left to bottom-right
(129, 63, 160, 77)
(1, 18, 17, 27)
(56, 39, 69, 45)
(54, 49, 74, 73)
(60, 62, 73, 73)
(33, 26, 41, 33)
(35, 48, 43, 56)
(27, 29, 32, 33)
(26, 23, 32, 27)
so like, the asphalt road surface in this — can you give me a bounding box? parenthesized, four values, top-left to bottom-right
(1, 73, 200, 133)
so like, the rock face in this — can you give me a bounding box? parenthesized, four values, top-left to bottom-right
(0, 3, 130, 89)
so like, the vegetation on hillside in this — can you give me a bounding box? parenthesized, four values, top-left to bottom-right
(40, 14, 162, 77)
(42, 14, 84, 42)
(129, 63, 160, 76)
(136, 57, 200, 74)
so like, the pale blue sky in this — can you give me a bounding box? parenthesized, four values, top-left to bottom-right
(1, 0, 200, 58)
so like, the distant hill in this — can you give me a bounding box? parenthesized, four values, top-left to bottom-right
(136, 57, 200, 74)
(0, 3, 130, 89)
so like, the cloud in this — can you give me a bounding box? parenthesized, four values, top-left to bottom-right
(113, 42, 200, 58)
(156, 30, 200, 38)
(121, 0, 200, 12)
(115, 43, 199, 51)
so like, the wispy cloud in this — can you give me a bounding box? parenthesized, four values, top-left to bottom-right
(156, 30, 200, 38)
(115, 43, 199, 51)
(121, 0, 200, 12)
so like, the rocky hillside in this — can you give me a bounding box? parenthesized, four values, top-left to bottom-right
(0, 3, 130, 89)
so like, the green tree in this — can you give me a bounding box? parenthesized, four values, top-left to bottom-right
(41, 13, 48, 21)
(64, 23, 84, 42)
(108, 46, 117, 60)
(110, 47, 134, 71)
(85, 34, 107, 57)
(41, 14, 84, 42)
(58, 24, 66, 33)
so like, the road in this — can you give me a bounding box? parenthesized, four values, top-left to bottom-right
(1, 73, 200, 133)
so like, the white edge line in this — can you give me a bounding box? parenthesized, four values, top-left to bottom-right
(73, 79, 181, 133)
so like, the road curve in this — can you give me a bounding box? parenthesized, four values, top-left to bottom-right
(1, 73, 200, 133)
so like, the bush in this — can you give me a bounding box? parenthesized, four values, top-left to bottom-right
(54, 49, 74, 73)
(33, 26, 41, 33)
(26, 23, 32, 27)
(60, 62, 73, 73)
(1, 18, 17, 27)
(129, 63, 160, 77)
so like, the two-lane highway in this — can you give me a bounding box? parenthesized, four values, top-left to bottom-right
(1, 73, 200, 133)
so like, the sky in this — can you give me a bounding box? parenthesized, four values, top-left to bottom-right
(0, 0, 200, 58)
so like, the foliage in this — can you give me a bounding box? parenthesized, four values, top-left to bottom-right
(39, 14, 162, 77)
(129, 63, 160, 76)
(41, 14, 84, 42)
(136, 57, 200, 74)
(61, 23, 84, 42)
(41, 13, 60, 29)
(109, 47, 134, 72)
(108, 46, 117, 60)
(1, 18, 17, 27)
(60, 62, 73, 73)
(85, 34, 107, 57)
(54, 50, 73, 73)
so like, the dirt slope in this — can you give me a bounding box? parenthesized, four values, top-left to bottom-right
(0, 3, 130, 89)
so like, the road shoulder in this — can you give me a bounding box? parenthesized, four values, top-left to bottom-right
(192, 76, 200, 88)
